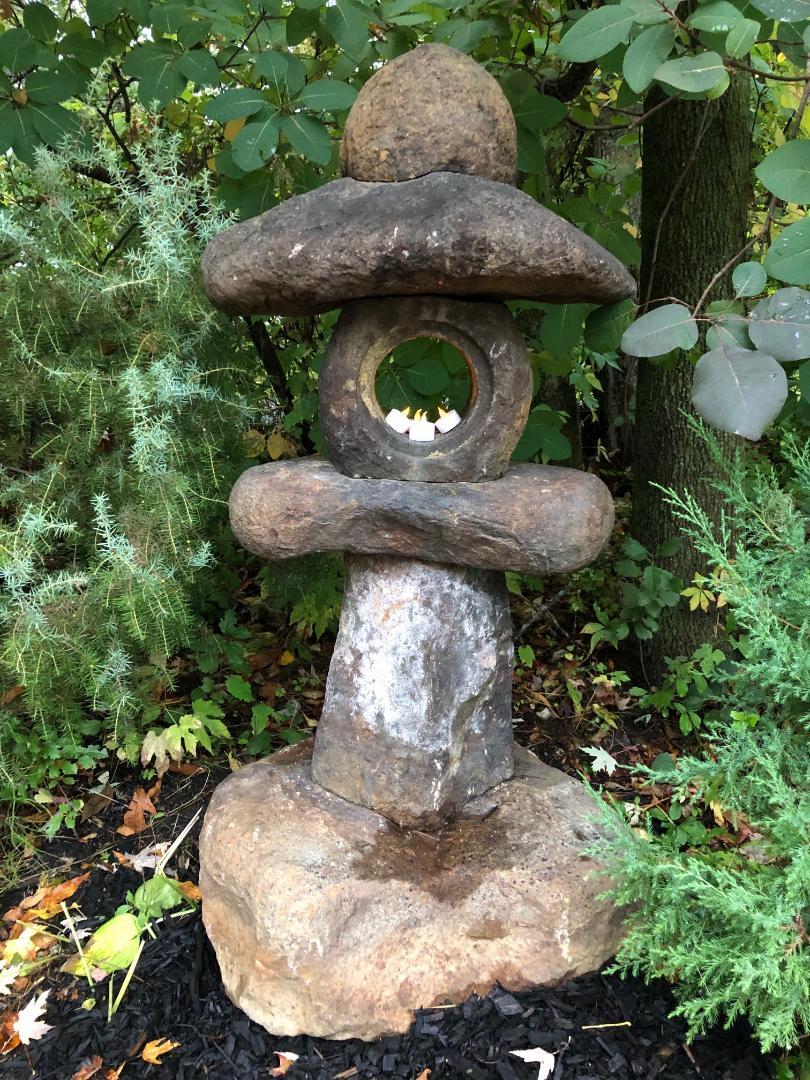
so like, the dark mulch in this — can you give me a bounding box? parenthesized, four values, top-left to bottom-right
(7, 909, 769, 1080)
(3, 764, 771, 1080)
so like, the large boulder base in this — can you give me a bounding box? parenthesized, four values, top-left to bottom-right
(229, 460, 615, 576)
(199, 742, 626, 1041)
(201, 172, 637, 317)
(312, 555, 514, 825)
(340, 43, 517, 185)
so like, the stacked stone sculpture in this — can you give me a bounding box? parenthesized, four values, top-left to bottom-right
(199, 43, 636, 1040)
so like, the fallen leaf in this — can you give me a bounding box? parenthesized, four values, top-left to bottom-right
(62, 912, 140, 976)
(167, 761, 202, 776)
(271, 1051, 300, 1076)
(113, 843, 168, 872)
(0, 1010, 20, 1055)
(80, 787, 113, 822)
(142, 1037, 180, 1064)
(0, 685, 24, 706)
(3, 924, 56, 964)
(175, 880, 202, 903)
(279, 651, 295, 666)
(71, 1055, 105, 1079)
(415, 1070, 431, 1080)
(510, 1047, 555, 1080)
(116, 787, 157, 836)
(14, 990, 52, 1045)
(266, 432, 297, 460)
(15, 873, 89, 922)
(0, 965, 22, 996)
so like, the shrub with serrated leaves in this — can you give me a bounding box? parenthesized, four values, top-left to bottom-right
(595, 428, 810, 1052)
(0, 130, 258, 795)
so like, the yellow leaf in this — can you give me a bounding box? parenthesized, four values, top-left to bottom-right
(207, 155, 217, 171)
(266, 432, 296, 460)
(224, 118, 246, 141)
(142, 1038, 180, 1065)
(242, 428, 266, 458)
(709, 801, 726, 827)
(279, 650, 295, 666)
(590, 101, 599, 118)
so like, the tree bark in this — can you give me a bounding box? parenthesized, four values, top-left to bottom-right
(631, 75, 751, 675)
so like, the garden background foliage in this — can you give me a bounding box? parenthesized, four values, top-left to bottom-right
(0, 0, 808, 1064)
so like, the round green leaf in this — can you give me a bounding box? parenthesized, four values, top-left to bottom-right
(0, 28, 52, 71)
(748, 287, 810, 362)
(321, 0, 370, 57)
(281, 113, 333, 164)
(705, 315, 751, 350)
(24, 3, 58, 41)
(557, 5, 637, 63)
(85, 0, 125, 22)
(621, 303, 699, 356)
(654, 51, 725, 92)
(27, 101, 80, 147)
(540, 304, 587, 355)
(177, 48, 220, 88)
(121, 43, 185, 108)
(510, 89, 565, 133)
(763, 219, 810, 285)
(296, 79, 358, 111)
(623, 24, 675, 93)
(204, 87, 268, 122)
(231, 109, 280, 171)
(407, 357, 451, 395)
(747, 0, 809, 22)
(584, 298, 636, 352)
(692, 345, 788, 440)
(688, 1, 742, 31)
(25, 66, 87, 103)
(725, 18, 760, 58)
(755, 141, 810, 205)
(732, 261, 767, 297)
(622, 0, 679, 24)
(254, 51, 306, 98)
(512, 407, 571, 462)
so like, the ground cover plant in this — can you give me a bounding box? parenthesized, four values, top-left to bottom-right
(0, 0, 809, 1076)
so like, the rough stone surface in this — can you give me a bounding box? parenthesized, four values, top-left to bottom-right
(320, 296, 532, 482)
(312, 555, 513, 824)
(229, 459, 615, 576)
(201, 172, 637, 316)
(339, 43, 517, 186)
(199, 741, 627, 1041)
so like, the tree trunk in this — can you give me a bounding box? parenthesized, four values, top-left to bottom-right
(631, 75, 751, 675)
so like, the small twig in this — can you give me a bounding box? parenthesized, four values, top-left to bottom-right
(725, 58, 810, 83)
(517, 583, 573, 640)
(581, 1020, 632, 1030)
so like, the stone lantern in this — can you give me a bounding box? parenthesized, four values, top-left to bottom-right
(199, 43, 636, 1041)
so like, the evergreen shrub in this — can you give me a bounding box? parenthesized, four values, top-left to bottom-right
(597, 431, 810, 1052)
(0, 132, 259, 795)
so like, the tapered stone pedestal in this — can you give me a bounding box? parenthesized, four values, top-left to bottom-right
(199, 741, 626, 1041)
(312, 554, 513, 826)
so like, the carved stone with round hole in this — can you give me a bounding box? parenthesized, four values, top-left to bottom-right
(318, 296, 533, 483)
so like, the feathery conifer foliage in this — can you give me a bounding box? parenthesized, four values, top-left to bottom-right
(597, 431, 810, 1052)
(0, 131, 257, 793)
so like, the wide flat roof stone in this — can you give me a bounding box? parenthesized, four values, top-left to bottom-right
(202, 172, 637, 316)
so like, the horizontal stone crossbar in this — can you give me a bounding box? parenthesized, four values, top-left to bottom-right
(229, 459, 614, 575)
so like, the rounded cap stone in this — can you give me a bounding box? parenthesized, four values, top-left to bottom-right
(339, 43, 517, 185)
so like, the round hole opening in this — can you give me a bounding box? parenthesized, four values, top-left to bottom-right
(374, 337, 474, 439)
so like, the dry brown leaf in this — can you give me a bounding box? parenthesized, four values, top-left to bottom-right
(116, 788, 157, 836)
(175, 881, 202, 903)
(249, 647, 280, 671)
(71, 1055, 105, 1080)
(415, 1070, 432, 1080)
(141, 1038, 180, 1064)
(0, 685, 24, 706)
(12, 874, 89, 923)
(167, 761, 202, 776)
(0, 1010, 20, 1055)
(271, 1051, 300, 1076)
(80, 787, 113, 822)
